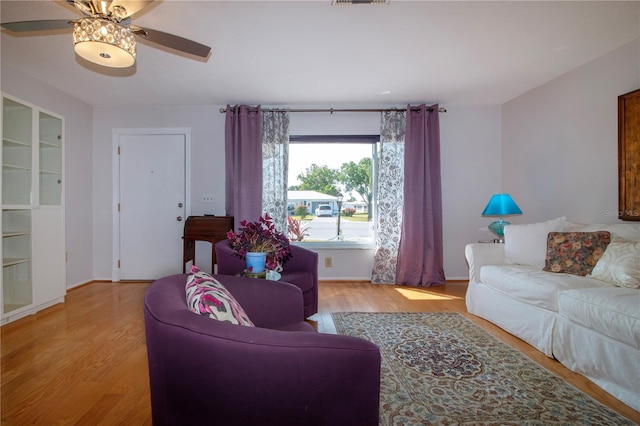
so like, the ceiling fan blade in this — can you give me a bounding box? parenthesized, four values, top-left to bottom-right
(1, 20, 73, 33)
(131, 26, 211, 58)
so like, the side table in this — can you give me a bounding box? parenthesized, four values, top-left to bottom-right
(183, 215, 234, 272)
(242, 270, 267, 279)
(237, 270, 282, 280)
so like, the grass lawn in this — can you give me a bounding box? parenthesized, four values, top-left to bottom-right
(289, 215, 312, 221)
(342, 213, 370, 222)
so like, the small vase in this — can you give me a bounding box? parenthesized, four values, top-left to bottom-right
(245, 252, 268, 273)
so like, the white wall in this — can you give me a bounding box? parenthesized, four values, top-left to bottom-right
(91, 106, 499, 280)
(502, 38, 640, 225)
(1, 64, 94, 288)
(91, 109, 383, 280)
(91, 105, 226, 278)
(440, 106, 502, 279)
(289, 110, 381, 134)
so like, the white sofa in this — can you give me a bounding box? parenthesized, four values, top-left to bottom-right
(465, 217, 640, 411)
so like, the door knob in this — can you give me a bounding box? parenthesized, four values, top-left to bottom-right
(178, 203, 183, 208)
(177, 216, 183, 222)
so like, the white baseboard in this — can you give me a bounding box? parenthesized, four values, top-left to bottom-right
(318, 277, 470, 282)
(318, 277, 372, 281)
(66, 278, 99, 290)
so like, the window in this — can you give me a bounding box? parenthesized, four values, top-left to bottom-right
(287, 135, 379, 247)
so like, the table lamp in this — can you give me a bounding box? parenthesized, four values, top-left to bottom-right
(481, 194, 523, 242)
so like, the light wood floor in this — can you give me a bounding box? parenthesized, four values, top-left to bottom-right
(1, 280, 639, 424)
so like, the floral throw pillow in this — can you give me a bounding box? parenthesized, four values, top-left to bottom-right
(589, 239, 640, 289)
(185, 265, 254, 327)
(543, 231, 611, 276)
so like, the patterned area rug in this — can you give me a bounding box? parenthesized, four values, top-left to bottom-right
(331, 312, 634, 425)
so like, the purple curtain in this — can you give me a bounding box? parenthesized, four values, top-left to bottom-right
(395, 104, 445, 286)
(225, 105, 263, 231)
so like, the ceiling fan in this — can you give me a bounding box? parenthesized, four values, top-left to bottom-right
(1, 0, 211, 68)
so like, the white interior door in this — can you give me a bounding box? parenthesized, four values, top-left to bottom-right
(117, 132, 188, 280)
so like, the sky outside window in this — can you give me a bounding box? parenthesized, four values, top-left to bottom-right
(288, 143, 371, 188)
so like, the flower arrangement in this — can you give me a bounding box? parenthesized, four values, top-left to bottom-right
(226, 213, 291, 270)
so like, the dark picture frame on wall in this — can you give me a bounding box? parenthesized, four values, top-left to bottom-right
(618, 88, 640, 221)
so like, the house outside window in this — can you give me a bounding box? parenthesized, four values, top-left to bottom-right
(287, 190, 339, 216)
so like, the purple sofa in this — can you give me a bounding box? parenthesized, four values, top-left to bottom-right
(144, 274, 381, 426)
(215, 239, 319, 318)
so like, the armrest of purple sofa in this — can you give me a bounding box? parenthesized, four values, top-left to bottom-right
(214, 239, 246, 275)
(287, 243, 319, 276)
(144, 274, 381, 426)
(217, 274, 305, 328)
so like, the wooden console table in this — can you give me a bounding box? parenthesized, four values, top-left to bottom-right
(183, 215, 234, 272)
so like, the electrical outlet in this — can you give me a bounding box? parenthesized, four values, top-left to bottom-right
(202, 195, 214, 203)
(324, 257, 332, 268)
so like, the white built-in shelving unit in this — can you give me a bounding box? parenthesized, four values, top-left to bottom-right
(1, 94, 66, 325)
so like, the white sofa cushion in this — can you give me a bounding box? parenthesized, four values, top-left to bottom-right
(589, 239, 640, 289)
(557, 287, 640, 349)
(480, 264, 610, 311)
(504, 217, 566, 268)
(566, 223, 640, 242)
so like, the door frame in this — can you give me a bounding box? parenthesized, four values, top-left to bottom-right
(112, 128, 192, 282)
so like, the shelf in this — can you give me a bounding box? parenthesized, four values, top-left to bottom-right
(39, 169, 61, 175)
(1, 205, 31, 210)
(3, 258, 30, 267)
(3, 231, 30, 238)
(3, 163, 30, 171)
(39, 140, 61, 148)
(3, 138, 30, 147)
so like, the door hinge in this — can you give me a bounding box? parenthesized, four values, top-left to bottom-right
(118, 259, 120, 268)
(117, 146, 120, 155)
(117, 203, 120, 212)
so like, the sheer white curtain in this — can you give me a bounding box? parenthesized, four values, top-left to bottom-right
(261, 110, 290, 233)
(371, 110, 406, 284)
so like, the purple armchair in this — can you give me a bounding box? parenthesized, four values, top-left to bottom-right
(144, 274, 381, 426)
(215, 240, 319, 318)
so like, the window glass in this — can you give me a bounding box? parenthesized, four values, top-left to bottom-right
(287, 139, 377, 245)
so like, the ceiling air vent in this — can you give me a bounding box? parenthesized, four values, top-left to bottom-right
(332, 0, 390, 4)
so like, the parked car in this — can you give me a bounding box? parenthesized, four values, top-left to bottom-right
(315, 204, 333, 217)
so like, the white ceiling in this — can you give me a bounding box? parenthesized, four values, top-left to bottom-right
(1, 0, 638, 107)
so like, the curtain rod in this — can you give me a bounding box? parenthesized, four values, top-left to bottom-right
(219, 106, 447, 114)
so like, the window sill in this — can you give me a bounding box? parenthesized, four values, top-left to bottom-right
(293, 241, 375, 250)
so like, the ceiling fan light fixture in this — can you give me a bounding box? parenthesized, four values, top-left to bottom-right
(73, 18, 136, 68)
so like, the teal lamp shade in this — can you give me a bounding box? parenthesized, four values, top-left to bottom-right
(481, 194, 523, 240)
